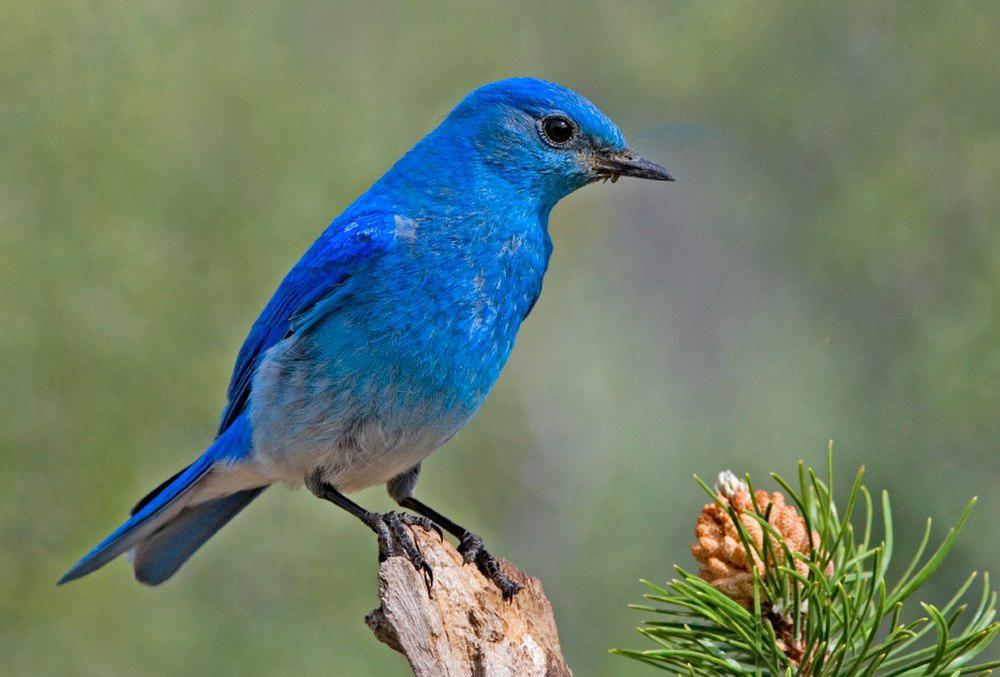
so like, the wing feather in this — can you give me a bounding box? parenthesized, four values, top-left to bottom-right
(217, 211, 395, 434)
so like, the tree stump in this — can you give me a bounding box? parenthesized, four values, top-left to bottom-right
(365, 526, 571, 676)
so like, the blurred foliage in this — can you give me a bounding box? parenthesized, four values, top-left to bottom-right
(1, 1, 997, 674)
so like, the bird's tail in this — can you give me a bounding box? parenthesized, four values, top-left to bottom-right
(58, 415, 266, 585)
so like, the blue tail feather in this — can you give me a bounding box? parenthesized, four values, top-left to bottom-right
(58, 415, 255, 585)
(132, 486, 266, 585)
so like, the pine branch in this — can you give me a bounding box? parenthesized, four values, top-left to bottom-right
(613, 447, 999, 675)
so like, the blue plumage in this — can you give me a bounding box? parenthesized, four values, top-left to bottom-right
(61, 78, 672, 588)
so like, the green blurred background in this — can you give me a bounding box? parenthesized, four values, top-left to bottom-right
(2, 1, 998, 674)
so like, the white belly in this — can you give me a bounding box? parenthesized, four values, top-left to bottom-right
(254, 417, 448, 493)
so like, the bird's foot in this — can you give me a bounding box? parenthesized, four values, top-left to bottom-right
(457, 532, 522, 601)
(372, 511, 440, 592)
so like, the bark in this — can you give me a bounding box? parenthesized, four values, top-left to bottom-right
(365, 526, 571, 676)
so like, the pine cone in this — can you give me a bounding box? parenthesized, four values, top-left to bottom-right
(691, 471, 820, 607)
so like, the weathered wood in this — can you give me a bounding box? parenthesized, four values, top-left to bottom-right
(365, 526, 571, 676)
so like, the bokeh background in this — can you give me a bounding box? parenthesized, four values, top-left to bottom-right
(2, 1, 998, 674)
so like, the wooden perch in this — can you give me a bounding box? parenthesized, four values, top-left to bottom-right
(365, 526, 572, 676)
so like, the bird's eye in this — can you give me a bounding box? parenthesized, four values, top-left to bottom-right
(540, 116, 575, 146)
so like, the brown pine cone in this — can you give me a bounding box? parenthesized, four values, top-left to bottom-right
(691, 471, 821, 607)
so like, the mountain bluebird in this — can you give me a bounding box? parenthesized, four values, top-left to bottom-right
(60, 78, 672, 598)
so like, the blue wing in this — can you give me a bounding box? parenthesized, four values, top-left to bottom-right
(217, 210, 396, 434)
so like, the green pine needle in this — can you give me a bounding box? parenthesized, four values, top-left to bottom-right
(612, 449, 998, 675)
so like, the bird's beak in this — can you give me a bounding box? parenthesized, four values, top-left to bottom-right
(592, 149, 675, 182)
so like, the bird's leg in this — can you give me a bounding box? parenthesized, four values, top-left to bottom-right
(306, 472, 437, 591)
(387, 465, 521, 600)
(396, 495, 522, 601)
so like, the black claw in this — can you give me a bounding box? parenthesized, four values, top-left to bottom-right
(498, 578, 522, 603)
(456, 531, 521, 600)
(380, 512, 436, 595)
(421, 562, 434, 594)
(395, 512, 443, 541)
(476, 551, 521, 601)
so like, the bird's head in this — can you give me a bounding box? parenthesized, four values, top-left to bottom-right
(438, 78, 673, 208)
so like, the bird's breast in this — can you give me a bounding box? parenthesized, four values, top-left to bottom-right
(377, 224, 550, 407)
(259, 233, 547, 421)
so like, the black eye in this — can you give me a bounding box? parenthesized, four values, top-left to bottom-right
(540, 115, 575, 145)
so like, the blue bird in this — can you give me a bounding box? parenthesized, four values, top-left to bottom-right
(59, 78, 672, 597)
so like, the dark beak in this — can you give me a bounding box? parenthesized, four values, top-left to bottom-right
(593, 149, 675, 182)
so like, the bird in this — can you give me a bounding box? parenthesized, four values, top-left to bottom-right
(59, 77, 673, 598)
